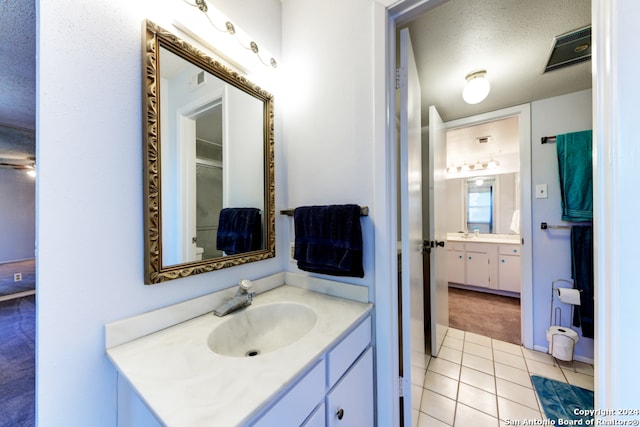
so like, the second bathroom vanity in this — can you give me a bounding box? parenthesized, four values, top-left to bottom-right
(447, 233, 521, 294)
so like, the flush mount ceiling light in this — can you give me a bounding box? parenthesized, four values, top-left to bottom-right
(462, 70, 490, 104)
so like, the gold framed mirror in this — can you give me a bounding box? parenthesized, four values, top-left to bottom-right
(143, 20, 275, 284)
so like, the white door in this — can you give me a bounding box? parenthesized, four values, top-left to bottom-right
(398, 28, 424, 425)
(428, 105, 449, 356)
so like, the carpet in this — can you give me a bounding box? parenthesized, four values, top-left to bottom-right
(0, 295, 36, 427)
(448, 287, 521, 345)
(531, 375, 594, 424)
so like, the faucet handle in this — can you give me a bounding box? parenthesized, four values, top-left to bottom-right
(239, 279, 253, 291)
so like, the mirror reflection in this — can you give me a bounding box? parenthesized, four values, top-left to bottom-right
(143, 21, 275, 284)
(446, 173, 520, 235)
(159, 47, 265, 266)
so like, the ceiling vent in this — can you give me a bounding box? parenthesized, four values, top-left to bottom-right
(544, 26, 591, 73)
(476, 136, 491, 144)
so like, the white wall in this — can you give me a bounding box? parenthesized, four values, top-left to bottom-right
(531, 89, 593, 360)
(36, 0, 283, 425)
(0, 167, 35, 262)
(282, 0, 375, 289)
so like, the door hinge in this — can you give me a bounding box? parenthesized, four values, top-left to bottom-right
(396, 66, 408, 89)
(399, 376, 407, 397)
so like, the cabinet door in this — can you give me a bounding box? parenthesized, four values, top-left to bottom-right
(499, 255, 521, 292)
(447, 250, 465, 284)
(326, 347, 374, 427)
(466, 251, 490, 287)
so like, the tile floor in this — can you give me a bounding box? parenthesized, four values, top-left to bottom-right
(411, 328, 594, 427)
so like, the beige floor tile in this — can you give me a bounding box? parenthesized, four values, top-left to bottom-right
(494, 362, 532, 388)
(496, 378, 540, 410)
(497, 396, 543, 422)
(455, 403, 499, 427)
(421, 389, 456, 425)
(457, 383, 498, 417)
(428, 357, 461, 380)
(462, 352, 494, 375)
(492, 339, 523, 356)
(413, 384, 425, 410)
(412, 409, 420, 427)
(522, 347, 555, 365)
(526, 359, 567, 383)
(559, 360, 594, 376)
(447, 328, 465, 340)
(493, 349, 527, 370)
(418, 412, 451, 427)
(443, 336, 464, 351)
(563, 369, 595, 391)
(460, 366, 496, 394)
(438, 346, 463, 365)
(424, 370, 459, 400)
(464, 342, 494, 360)
(465, 332, 492, 347)
(413, 365, 427, 386)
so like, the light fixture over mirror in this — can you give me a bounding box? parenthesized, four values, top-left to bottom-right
(143, 20, 275, 284)
(462, 70, 490, 104)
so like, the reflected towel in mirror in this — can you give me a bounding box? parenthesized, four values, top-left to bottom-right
(216, 208, 262, 255)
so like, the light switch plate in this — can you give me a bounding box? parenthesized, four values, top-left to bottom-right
(536, 184, 548, 199)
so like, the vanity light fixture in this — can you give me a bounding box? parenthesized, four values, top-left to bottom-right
(181, 0, 277, 68)
(446, 159, 500, 175)
(462, 70, 490, 104)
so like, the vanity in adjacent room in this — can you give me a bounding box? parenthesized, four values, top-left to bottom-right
(447, 234, 521, 294)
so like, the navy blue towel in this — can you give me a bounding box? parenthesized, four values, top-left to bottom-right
(216, 208, 262, 255)
(293, 204, 364, 278)
(571, 225, 594, 338)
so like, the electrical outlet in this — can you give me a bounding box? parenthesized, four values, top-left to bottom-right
(14, 273, 22, 282)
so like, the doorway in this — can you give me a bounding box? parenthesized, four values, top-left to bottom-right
(444, 114, 527, 346)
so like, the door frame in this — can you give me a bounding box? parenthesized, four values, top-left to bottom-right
(445, 104, 533, 349)
(375, 0, 620, 423)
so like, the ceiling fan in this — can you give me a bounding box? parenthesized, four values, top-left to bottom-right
(0, 157, 36, 176)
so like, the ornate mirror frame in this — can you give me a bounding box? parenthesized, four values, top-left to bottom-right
(143, 20, 275, 284)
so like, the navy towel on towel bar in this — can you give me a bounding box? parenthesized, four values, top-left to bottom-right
(293, 204, 364, 278)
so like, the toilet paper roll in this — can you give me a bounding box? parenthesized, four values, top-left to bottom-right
(557, 287, 581, 306)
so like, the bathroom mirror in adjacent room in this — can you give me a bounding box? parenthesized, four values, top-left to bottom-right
(143, 20, 275, 284)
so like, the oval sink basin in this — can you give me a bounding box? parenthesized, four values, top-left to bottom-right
(207, 302, 317, 357)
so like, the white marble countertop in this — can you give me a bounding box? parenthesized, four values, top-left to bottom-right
(106, 285, 372, 426)
(447, 233, 520, 245)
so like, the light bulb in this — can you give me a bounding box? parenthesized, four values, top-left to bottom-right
(462, 71, 490, 104)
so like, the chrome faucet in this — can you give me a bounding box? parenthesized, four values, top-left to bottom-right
(213, 279, 255, 317)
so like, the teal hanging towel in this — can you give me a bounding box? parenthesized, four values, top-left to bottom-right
(556, 130, 593, 222)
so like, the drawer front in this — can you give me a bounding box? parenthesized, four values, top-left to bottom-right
(499, 244, 520, 256)
(327, 316, 371, 388)
(447, 241, 465, 251)
(253, 360, 325, 427)
(465, 242, 494, 253)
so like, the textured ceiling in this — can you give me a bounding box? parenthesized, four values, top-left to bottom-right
(406, 0, 592, 125)
(0, 0, 36, 162)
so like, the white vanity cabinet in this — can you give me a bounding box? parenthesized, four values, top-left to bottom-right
(447, 242, 466, 284)
(447, 239, 520, 294)
(498, 244, 521, 292)
(251, 316, 373, 427)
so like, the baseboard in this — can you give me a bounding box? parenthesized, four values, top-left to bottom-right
(0, 289, 35, 302)
(533, 344, 594, 365)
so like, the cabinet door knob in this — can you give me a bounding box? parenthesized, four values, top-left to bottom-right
(336, 408, 344, 420)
